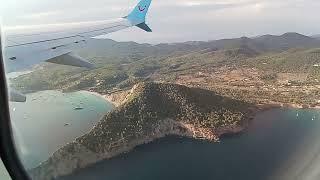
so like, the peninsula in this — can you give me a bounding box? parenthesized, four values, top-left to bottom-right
(29, 82, 255, 180)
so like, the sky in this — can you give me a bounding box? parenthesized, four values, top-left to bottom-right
(1, 0, 320, 44)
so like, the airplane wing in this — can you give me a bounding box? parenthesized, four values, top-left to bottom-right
(3, 0, 152, 102)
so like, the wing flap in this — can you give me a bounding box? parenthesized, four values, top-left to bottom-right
(46, 52, 94, 68)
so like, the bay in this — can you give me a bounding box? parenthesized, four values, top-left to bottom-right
(9, 90, 114, 169)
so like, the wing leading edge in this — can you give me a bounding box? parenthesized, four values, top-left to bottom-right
(5, 0, 153, 102)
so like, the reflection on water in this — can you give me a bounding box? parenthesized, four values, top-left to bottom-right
(9, 90, 114, 169)
(59, 109, 320, 180)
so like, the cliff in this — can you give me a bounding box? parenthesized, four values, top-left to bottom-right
(29, 82, 255, 180)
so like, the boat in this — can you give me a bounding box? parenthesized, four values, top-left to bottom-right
(73, 107, 84, 110)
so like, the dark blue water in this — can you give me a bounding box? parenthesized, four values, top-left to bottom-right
(60, 108, 320, 180)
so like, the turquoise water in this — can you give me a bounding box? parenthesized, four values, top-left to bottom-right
(60, 108, 320, 180)
(8, 90, 114, 169)
(6, 70, 33, 79)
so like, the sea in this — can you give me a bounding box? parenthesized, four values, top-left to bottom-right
(59, 108, 320, 180)
(2, 92, 320, 180)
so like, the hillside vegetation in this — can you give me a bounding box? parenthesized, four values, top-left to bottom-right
(9, 33, 320, 108)
(79, 82, 253, 152)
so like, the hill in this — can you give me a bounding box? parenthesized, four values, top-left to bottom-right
(312, 34, 320, 39)
(253, 32, 319, 51)
(7, 32, 320, 73)
(194, 32, 320, 53)
(9, 46, 260, 94)
(29, 82, 255, 180)
(10, 32, 320, 108)
(241, 48, 320, 75)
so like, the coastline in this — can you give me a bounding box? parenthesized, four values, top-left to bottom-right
(29, 88, 320, 180)
(82, 90, 108, 102)
(7, 70, 33, 79)
(257, 102, 320, 111)
(83, 89, 319, 147)
(29, 118, 248, 180)
(29, 110, 254, 180)
(83, 90, 124, 107)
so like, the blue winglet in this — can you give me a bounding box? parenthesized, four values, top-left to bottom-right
(136, 22, 152, 32)
(126, 0, 152, 26)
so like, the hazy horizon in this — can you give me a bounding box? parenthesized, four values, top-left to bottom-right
(98, 32, 319, 45)
(1, 0, 320, 44)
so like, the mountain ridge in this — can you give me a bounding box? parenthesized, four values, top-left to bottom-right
(82, 32, 320, 58)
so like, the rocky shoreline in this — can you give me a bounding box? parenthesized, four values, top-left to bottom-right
(29, 118, 251, 180)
